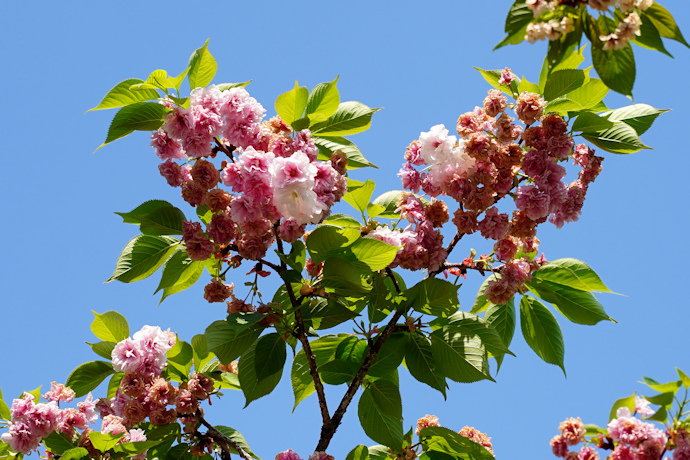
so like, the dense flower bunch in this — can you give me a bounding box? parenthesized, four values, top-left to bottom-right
(1, 384, 97, 454)
(549, 396, 690, 459)
(274, 449, 335, 460)
(153, 85, 347, 276)
(413, 414, 495, 457)
(396, 72, 603, 303)
(525, 0, 652, 49)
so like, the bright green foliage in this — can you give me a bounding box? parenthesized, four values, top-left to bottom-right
(167, 339, 194, 379)
(90, 310, 129, 343)
(238, 339, 283, 407)
(306, 77, 340, 123)
(205, 314, 265, 364)
(116, 200, 186, 236)
(405, 278, 460, 317)
(313, 136, 376, 169)
(155, 250, 205, 304)
(275, 81, 309, 126)
(99, 102, 170, 150)
(430, 325, 493, 383)
(311, 101, 381, 137)
(187, 39, 217, 90)
(405, 334, 447, 397)
(608, 393, 636, 423)
(107, 235, 179, 283)
(484, 300, 516, 370)
(419, 426, 495, 459)
(88, 79, 160, 112)
(0, 386, 10, 420)
(346, 445, 370, 460)
(214, 426, 259, 459)
(66, 361, 115, 398)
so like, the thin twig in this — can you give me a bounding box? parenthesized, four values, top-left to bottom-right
(199, 415, 252, 460)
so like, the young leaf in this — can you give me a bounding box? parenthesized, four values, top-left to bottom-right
(167, 339, 194, 377)
(155, 250, 205, 304)
(306, 77, 340, 124)
(591, 44, 635, 98)
(90, 310, 129, 343)
(494, 0, 533, 50)
(519, 295, 565, 374)
(66, 361, 115, 397)
(544, 69, 587, 101)
(430, 326, 493, 383)
(310, 101, 381, 136)
(205, 315, 264, 364)
(642, 2, 690, 48)
(98, 102, 170, 149)
(526, 278, 613, 325)
(106, 235, 179, 283)
(343, 179, 376, 215)
(238, 340, 283, 407)
(346, 445, 370, 460)
(603, 104, 669, 136)
(275, 81, 309, 126)
(581, 122, 650, 154)
(88, 79, 160, 112)
(349, 237, 400, 271)
(475, 67, 519, 97)
(188, 39, 217, 90)
(88, 341, 116, 360)
(608, 393, 636, 422)
(572, 112, 614, 133)
(88, 432, 124, 453)
(677, 368, 690, 388)
(358, 379, 404, 452)
(0, 386, 10, 420)
(532, 258, 613, 293)
(313, 136, 376, 169)
(306, 225, 359, 264)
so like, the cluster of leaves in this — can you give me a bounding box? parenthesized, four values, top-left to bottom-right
(497, 0, 689, 96)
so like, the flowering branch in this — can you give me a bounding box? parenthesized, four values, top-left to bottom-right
(199, 415, 252, 460)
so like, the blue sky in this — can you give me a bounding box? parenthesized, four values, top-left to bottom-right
(2, 1, 690, 458)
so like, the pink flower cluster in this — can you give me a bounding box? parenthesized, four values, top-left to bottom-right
(606, 407, 667, 460)
(111, 325, 176, 376)
(367, 195, 448, 271)
(154, 85, 348, 266)
(1, 384, 97, 454)
(274, 450, 334, 460)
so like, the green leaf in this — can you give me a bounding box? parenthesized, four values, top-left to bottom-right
(648, 406, 668, 423)
(346, 445, 369, 460)
(564, 78, 609, 109)
(609, 393, 636, 422)
(91, 310, 129, 342)
(99, 102, 170, 150)
(136, 206, 186, 236)
(420, 426, 495, 460)
(475, 68, 519, 97)
(369, 333, 408, 378)
(43, 432, 75, 455)
(405, 334, 447, 397)
(603, 104, 669, 136)
(532, 258, 613, 293)
(155, 250, 205, 304)
(436, 312, 514, 359)
(213, 426, 258, 459)
(302, 297, 358, 330)
(205, 315, 264, 364)
(107, 235, 179, 283)
(642, 2, 690, 48)
(89, 79, 160, 112)
(519, 296, 565, 374)
(633, 16, 673, 57)
(544, 69, 587, 101)
(88, 341, 116, 360)
(678, 368, 690, 388)
(430, 326, 493, 383)
(323, 214, 362, 228)
(591, 43, 635, 97)
(60, 447, 88, 460)
(641, 377, 682, 394)
(517, 77, 541, 95)
(88, 432, 124, 453)
(405, 278, 460, 318)
(116, 200, 175, 225)
(320, 360, 359, 385)
(291, 334, 350, 409)
(306, 225, 360, 264)
(188, 39, 217, 90)
(191, 334, 213, 372)
(494, 0, 532, 50)
(484, 300, 516, 370)
(275, 80, 309, 126)
(167, 339, 194, 378)
(527, 277, 612, 325)
(350, 238, 400, 271)
(107, 372, 124, 399)
(66, 361, 114, 397)
(551, 45, 587, 73)
(581, 121, 650, 154)
(306, 77, 340, 124)
(253, 333, 287, 380)
(321, 257, 373, 296)
(310, 101, 381, 136)
(572, 112, 614, 132)
(358, 379, 404, 452)
(238, 340, 283, 407)
(0, 387, 10, 420)
(644, 392, 675, 409)
(344, 179, 376, 215)
(313, 136, 377, 169)
(216, 81, 252, 91)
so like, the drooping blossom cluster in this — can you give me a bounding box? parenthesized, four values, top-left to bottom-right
(458, 425, 495, 456)
(524, 0, 652, 49)
(1, 384, 97, 454)
(274, 450, 335, 460)
(152, 85, 348, 296)
(398, 74, 600, 303)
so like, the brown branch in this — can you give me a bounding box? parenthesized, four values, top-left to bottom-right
(315, 310, 403, 452)
(199, 415, 252, 460)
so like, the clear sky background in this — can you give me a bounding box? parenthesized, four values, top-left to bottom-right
(2, 1, 689, 459)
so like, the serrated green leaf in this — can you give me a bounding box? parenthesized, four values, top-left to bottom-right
(89, 79, 160, 112)
(276, 80, 309, 125)
(88, 341, 116, 360)
(526, 278, 612, 325)
(188, 39, 217, 90)
(358, 379, 403, 452)
(313, 136, 377, 169)
(518, 77, 541, 95)
(520, 295, 565, 374)
(214, 426, 259, 459)
(405, 334, 447, 397)
(306, 225, 360, 265)
(368, 333, 408, 378)
(532, 258, 613, 293)
(306, 77, 340, 124)
(167, 339, 194, 378)
(107, 372, 124, 399)
(644, 392, 674, 409)
(642, 2, 690, 48)
(572, 112, 614, 132)
(253, 333, 287, 380)
(350, 238, 400, 271)
(91, 310, 129, 342)
(107, 235, 179, 283)
(544, 69, 587, 101)
(420, 426, 495, 459)
(430, 326, 493, 383)
(484, 299, 516, 370)
(603, 104, 669, 136)
(155, 249, 205, 304)
(475, 67, 520, 97)
(581, 121, 650, 154)
(238, 340, 282, 407)
(470, 275, 499, 314)
(494, 0, 533, 50)
(99, 102, 170, 150)
(310, 101, 381, 136)
(205, 315, 264, 365)
(344, 179, 376, 215)
(591, 42, 635, 97)
(405, 278, 460, 318)
(641, 377, 681, 394)
(66, 361, 114, 397)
